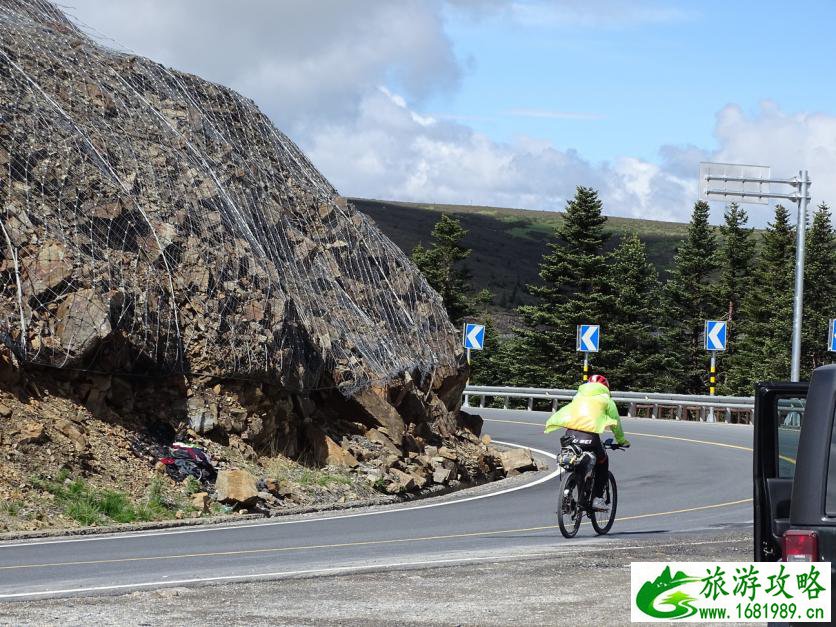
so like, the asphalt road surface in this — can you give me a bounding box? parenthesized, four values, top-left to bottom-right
(0, 410, 754, 601)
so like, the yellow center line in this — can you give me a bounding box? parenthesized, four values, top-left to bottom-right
(0, 498, 752, 572)
(484, 417, 797, 464)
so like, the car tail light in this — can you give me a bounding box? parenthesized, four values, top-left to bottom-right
(782, 529, 819, 562)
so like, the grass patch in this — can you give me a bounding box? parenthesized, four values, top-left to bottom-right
(182, 476, 202, 496)
(267, 457, 354, 489)
(0, 500, 23, 517)
(31, 474, 180, 526)
(298, 469, 354, 488)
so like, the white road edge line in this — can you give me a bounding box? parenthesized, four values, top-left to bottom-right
(0, 537, 744, 600)
(0, 441, 559, 549)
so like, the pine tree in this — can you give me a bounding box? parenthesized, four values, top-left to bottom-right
(726, 205, 796, 392)
(411, 214, 473, 324)
(802, 202, 836, 373)
(598, 233, 664, 390)
(717, 203, 755, 323)
(659, 201, 720, 393)
(514, 186, 609, 387)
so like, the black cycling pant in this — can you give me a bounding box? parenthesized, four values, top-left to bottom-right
(564, 429, 608, 498)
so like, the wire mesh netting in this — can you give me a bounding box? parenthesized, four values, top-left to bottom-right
(0, 0, 460, 395)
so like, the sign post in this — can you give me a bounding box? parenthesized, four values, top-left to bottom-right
(463, 322, 485, 364)
(829, 319, 836, 353)
(704, 320, 728, 423)
(576, 324, 600, 382)
(699, 162, 811, 382)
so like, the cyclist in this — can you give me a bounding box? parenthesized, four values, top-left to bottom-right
(545, 374, 630, 510)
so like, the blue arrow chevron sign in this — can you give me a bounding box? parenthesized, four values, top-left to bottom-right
(576, 324, 600, 353)
(705, 320, 728, 352)
(463, 323, 485, 351)
(829, 319, 836, 352)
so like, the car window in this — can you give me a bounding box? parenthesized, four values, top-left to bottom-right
(776, 397, 804, 479)
(827, 406, 836, 517)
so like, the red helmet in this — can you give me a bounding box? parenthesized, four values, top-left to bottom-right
(589, 374, 609, 389)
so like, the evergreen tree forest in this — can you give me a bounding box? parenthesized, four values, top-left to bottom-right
(416, 188, 836, 395)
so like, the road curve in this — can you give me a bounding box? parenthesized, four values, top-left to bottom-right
(0, 410, 753, 600)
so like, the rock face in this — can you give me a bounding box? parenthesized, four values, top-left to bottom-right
(0, 0, 460, 398)
(0, 0, 478, 467)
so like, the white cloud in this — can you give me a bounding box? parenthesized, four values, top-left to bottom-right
(57, 2, 836, 226)
(62, 0, 459, 129)
(713, 102, 836, 210)
(305, 88, 692, 219)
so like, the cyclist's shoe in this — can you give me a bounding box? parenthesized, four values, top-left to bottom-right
(592, 497, 609, 511)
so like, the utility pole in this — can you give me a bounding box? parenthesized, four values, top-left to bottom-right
(790, 171, 811, 381)
(699, 163, 812, 382)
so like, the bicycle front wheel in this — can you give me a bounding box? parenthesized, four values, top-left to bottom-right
(557, 472, 583, 538)
(590, 471, 617, 535)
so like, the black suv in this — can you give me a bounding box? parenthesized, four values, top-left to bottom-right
(754, 364, 835, 600)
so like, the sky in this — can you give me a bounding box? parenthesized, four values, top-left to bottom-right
(59, 0, 836, 225)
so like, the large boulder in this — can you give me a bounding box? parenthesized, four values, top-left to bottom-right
(0, 0, 461, 405)
(306, 425, 359, 468)
(348, 388, 406, 442)
(214, 469, 259, 507)
(0, 0, 473, 461)
(53, 289, 112, 359)
(499, 448, 537, 474)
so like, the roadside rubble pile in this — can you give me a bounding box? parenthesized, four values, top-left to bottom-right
(0, 359, 539, 532)
(0, 1, 540, 532)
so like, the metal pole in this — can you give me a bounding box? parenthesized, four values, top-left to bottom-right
(790, 170, 810, 382)
(583, 353, 589, 382)
(707, 353, 716, 423)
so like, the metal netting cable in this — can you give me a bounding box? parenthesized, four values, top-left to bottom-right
(0, 0, 459, 395)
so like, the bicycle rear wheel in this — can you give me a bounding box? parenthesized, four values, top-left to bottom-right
(557, 472, 583, 538)
(590, 471, 617, 535)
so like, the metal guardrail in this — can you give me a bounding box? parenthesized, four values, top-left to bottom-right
(463, 385, 757, 423)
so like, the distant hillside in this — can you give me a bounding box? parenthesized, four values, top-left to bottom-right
(353, 198, 691, 324)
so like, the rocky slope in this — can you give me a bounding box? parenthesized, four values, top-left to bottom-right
(0, 1, 532, 530)
(0, 348, 535, 533)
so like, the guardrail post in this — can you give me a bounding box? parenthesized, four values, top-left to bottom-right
(503, 396, 509, 410)
(480, 395, 486, 408)
(463, 394, 470, 408)
(552, 398, 558, 412)
(675, 406, 682, 421)
(628, 402, 636, 418)
(527, 397, 534, 411)
(724, 407, 731, 424)
(652, 404, 658, 419)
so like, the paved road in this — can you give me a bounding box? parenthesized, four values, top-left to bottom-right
(0, 410, 754, 601)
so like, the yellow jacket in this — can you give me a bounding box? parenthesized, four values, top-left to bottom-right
(544, 382, 626, 444)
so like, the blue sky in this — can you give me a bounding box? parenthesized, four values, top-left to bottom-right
(67, 0, 836, 224)
(432, 1, 835, 164)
